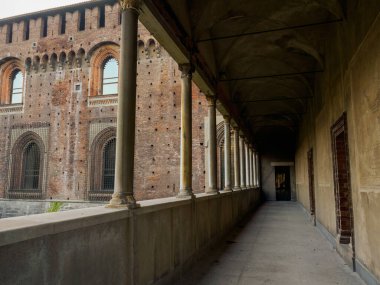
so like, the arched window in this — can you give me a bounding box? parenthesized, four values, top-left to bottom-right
(89, 127, 116, 201)
(11, 70, 23, 104)
(102, 58, 118, 95)
(22, 142, 40, 190)
(8, 132, 45, 199)
(102, 138, 116, 190)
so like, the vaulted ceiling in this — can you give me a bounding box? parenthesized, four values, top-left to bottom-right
(141, 0, 344, 151)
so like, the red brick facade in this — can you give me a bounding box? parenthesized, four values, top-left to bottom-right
(0, 2, 208, 201)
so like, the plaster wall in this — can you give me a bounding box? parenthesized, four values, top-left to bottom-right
(295, 2, 380, 281)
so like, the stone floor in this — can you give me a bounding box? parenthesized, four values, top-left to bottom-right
(177, 202, 365, 285)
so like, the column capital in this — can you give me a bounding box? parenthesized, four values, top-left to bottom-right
(179, 63, 194, 78)
(119, 0, 141, 11)
(223, 114, 231, 121)
(206, 95, 216, 107)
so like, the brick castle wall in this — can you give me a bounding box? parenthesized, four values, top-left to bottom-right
(0, 2, 207, 201)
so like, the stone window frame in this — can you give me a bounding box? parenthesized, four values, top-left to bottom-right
(88, 127, 117, 201)
(0, 58, 25, 105)
(89, 43, 120, 98)
(8, 131, 45, 199)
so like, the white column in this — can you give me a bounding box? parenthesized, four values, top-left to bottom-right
(223, 116, 232, 191)
(177, 63, 194, 198)
(255, 152, 259, 187)
(206, 96, 218, 194)
(248, 146, 253, 188)
(233, 127, 241, 190)
(245, 142, 250, 188)
(240, 133, 246, 189)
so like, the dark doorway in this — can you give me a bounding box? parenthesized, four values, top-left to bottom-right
(275, 166, 291, 201)
(307, 149, 316, 219)
(331, 113, 354, 247)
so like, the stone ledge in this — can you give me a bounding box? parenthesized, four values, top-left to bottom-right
(0, 190, 257, 248)
(88, 95, 118, 107)
(0, 206, 128, 247)
(0, 104, 23, 114)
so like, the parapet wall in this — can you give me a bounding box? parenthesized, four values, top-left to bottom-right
(0, 188, 261, 285)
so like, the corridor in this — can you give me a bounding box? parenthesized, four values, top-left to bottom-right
(177, 202, 364, 285)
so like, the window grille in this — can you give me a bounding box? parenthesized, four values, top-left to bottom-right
(102, 138, 116, 191)
(102, 58, 118, 95)
(22, 142, 40, 190)
(11, 71, 23, 104)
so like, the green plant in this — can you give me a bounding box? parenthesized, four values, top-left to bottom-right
(47, 201, 63, 213)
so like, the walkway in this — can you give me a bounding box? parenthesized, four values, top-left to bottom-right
(177, 202, 364, 285)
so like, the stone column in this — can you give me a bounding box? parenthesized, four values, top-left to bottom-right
(245, 142, 250, 188)
(233, 127, 241, 190)
(255, 152, 259, 187)
(108, 0, 140, 208)
(223, 116, 232, 191)
(253, 152, 258, 187)
(250, 148, 254, 187)
(248, 146, 252, 188)
(240, 133, 246, 189)
(206, 96, 218, 194)
(178, 63, 194, 198)
(252, 151, 257, 187)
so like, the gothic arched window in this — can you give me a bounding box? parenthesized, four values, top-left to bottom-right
(11, 70, 23, 104)
(8, 132, 45, 199)
(102, 138, 116, 190)
(102, 58, 118, 95)
(89, 127, 116, 201)
(22, 142, 40, 190)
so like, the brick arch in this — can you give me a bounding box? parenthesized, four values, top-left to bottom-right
(88, 42, 120, 97)
(9, 131, 45, 199)
(0, 58, 24, 104)
(89, 127, 116, 201)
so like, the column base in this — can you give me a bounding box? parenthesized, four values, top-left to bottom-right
(107, 193, 140, 209)
(223, 187, 233, 192)
(206, 188, 219, 194)
(177, 188, 194, 199)
(233, 186, 242, 191)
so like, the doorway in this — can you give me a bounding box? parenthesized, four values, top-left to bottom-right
(275, 166, 291, 201)
(307, 149, 316, 219)
(331, 113, 354, 247)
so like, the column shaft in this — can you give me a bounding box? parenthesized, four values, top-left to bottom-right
(223, 116, 232, 191)
(178, 64, 194, 198)
(206, 96, 218, 193)
(109, 2, 140, 208)
(240, 135, 246, 189)
(233, 128, 241, 190)
(256, 153, 260, 187)
(245, 142, 250, 188)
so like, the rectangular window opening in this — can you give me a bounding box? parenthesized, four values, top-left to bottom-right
(41, 17, 48, 38)
(6, 24, 13, 43)
(59, 13, 66, 35)
(78, 10, 86, 31)
(99, 6, 105, 28)
(24, 20, 30, 41)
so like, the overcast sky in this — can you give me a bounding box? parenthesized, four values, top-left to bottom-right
(0, 0, 89, 19)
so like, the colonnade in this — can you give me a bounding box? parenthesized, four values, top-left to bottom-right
(109, 0, 260, 206)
